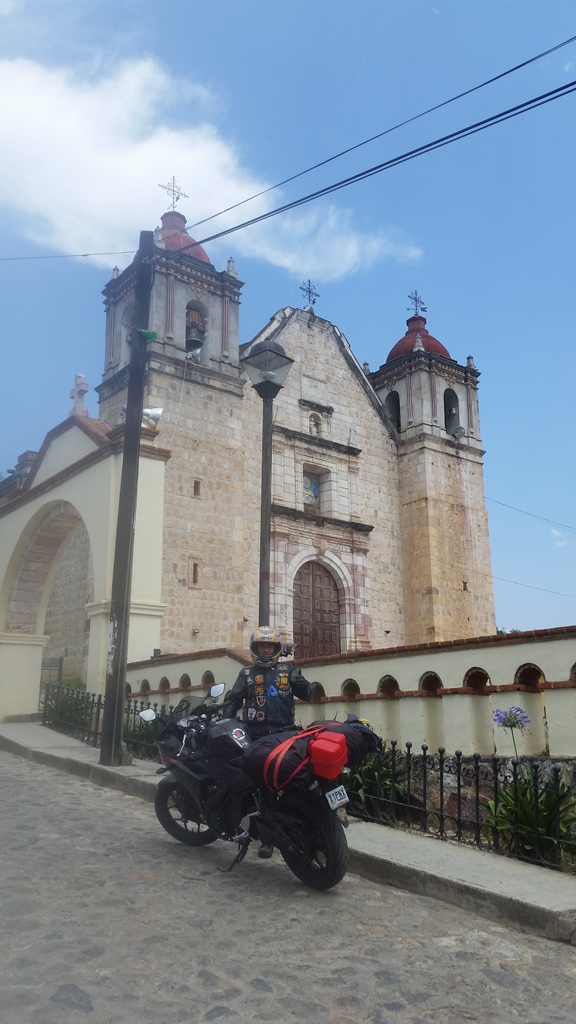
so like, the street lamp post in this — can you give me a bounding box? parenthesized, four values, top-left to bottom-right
(240, 340, 293, 626)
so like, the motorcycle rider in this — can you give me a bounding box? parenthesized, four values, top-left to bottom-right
(222, 626, 314, 859)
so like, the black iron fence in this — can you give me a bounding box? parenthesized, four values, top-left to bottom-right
(347, 740, 576, 872)
(42, 683, 173, 760)
(42, 685, 576, 871)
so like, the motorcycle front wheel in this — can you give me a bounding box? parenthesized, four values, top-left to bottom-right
(276, 793, 348, 890)
(154, 782, 218, 846)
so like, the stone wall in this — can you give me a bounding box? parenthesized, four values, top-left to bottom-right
(398, 436, 495, 643)
(43, 522, 93, 683)
(241, 309, 406, 650)
(145, 357, 247, 654)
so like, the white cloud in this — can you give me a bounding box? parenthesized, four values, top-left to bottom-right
(551, 528, 569, 548)
(0, 57, 422, 280)
(237, 206, 421, 281)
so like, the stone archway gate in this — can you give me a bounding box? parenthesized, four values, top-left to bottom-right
(0, 418, 168, 720)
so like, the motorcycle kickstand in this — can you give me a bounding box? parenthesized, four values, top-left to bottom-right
(220, 835, 252, 873)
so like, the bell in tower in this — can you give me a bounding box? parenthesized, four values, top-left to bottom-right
(185, 305, 207, 359)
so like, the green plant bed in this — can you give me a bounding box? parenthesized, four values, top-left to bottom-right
(61, 677, 86, 690)
(123, 717, 165, 760)
(348, 747, 408, 823)
(43, 686, 92, 733)
(482, 763, 576, 869)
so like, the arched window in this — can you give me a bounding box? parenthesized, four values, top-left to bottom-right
(122, 302, 135, 356)
(124, 683, 132, 697)
(444, 388, 461, 437)
(202, 670, 215, 689)
(179, 674, 192, 690)
(159, 677, 170, 693)
(342, 679, 360, 700)
(514, 664, 544, 690)
(570, 663, 576, 682)
(420, 672, 442, 695)
(464, 668, 490, 693)
(378, 675, 400, 697)
(140, 679, 150, 695)
(185, 302, 207, 358)
(310, 682, 325, 703)
(384, 391, 401, 432)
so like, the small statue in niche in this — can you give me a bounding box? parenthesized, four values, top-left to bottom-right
(309, 413, 322, 437)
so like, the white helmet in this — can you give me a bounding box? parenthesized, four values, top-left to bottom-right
(250, 626, 283, 666)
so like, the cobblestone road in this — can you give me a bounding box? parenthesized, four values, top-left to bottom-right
(2, 750, 576, 1024)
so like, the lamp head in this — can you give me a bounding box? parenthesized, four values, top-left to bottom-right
(240, 339, 293, 398)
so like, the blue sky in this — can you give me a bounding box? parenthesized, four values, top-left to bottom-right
(1, 0, 575, 633)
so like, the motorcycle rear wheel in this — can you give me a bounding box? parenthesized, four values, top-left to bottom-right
(276, 793, 348, 890)
(154, 782, 218, 846)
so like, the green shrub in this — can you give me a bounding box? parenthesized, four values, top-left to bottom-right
(348, 746, 408, 823)
(62, 677, 86, 691)
(123, 716, 165, 760)
(483, 763, 576, 867)
(44, 685, 91, 732)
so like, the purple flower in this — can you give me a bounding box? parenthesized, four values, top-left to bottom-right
(492, 706, 531, 732)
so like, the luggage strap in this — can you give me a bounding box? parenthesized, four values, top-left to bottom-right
(263, 725, 326, 791)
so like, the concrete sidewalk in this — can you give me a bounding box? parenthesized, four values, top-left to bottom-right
(1, 719, 576, 945)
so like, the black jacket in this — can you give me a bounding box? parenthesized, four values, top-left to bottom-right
(222, 662, 313, 737)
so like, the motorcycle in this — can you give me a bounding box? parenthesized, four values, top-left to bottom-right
(139, 683, 350, 890)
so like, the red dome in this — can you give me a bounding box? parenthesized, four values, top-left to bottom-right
(159, 211, 211, 263)
(386, 315, 451, 362)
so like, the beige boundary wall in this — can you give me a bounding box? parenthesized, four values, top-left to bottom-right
(125, 628, 576, 758)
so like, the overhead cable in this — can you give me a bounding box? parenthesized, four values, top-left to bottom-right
(486, 497, 576, 535)
(187, 32, 576, 232)
(2, 76, 576, 265)
(188, 78, 576, 250)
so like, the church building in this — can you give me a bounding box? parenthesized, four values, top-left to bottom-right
(0, 206, 496, 700)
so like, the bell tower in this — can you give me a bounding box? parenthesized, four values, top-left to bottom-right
(369, 307, 496, 643)
(95, 206, 248, 654)
(99, 210, 242, 404)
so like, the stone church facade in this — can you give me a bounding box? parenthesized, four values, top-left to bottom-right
(0, 207, 496, 701)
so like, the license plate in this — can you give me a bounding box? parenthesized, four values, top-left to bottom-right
(325, 784, 349, 810)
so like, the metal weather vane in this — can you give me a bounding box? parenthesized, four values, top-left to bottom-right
(158, 177, 189, 211)
(407, 290, 428, 315)
(300, 280, 320, 307)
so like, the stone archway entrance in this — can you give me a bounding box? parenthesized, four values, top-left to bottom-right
(293, 561, 340, 660)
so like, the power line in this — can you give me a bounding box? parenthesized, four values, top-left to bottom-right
(491, 576, 576, 600)
(0, 250, 135, 262)
(486, 497, 576, 535)
(423, 552, 576, 602)
(186, 33, 576, 232)
(2, 76, 576, 266)
(190, 78, 576, 250)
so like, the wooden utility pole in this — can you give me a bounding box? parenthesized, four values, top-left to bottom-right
(100, 230, 154, 766)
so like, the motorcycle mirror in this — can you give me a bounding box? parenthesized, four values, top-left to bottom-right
(139, 708, 157, 722)
(210, 682, 225, 699)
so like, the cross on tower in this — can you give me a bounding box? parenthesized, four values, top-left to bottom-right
(407, 290, 428, 315)
(300, 279, 320, 307)
(158, 177, 189, 211)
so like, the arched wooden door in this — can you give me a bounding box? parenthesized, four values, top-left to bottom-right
(293, 561, 340, 660)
